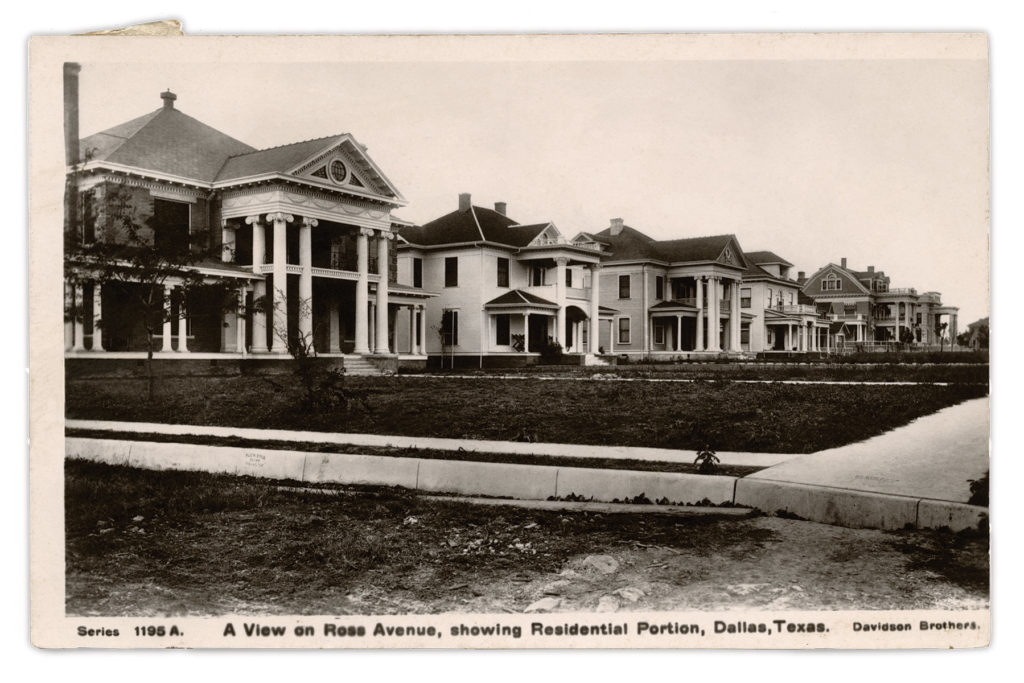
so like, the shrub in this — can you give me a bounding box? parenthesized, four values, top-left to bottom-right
(968, 471, 989, 506)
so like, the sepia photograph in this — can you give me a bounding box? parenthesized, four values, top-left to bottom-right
(29, 31, 990, 649)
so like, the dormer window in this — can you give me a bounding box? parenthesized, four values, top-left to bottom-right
(822, 273, 842, 291)
(329, 159, 348, 184)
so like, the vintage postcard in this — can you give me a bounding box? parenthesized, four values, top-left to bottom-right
(29, 33, 990, 649)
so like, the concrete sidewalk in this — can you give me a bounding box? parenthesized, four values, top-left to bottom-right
(65, 419, 799, 467)
(735, 397, 989, 530)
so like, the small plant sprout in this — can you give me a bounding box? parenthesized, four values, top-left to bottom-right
(694, 444, 720, 474)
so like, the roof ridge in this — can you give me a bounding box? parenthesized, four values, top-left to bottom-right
(468, 205, 486, 241)
(228, 133, 345, 158)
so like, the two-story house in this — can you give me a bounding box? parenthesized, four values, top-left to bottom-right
(739, 251, 831, 353)
(397, 195, 605, 367)
(63, 69, 433, 369)
(800, 258, 959, 347)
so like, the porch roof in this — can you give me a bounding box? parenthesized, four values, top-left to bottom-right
(484, 289, 559, 310)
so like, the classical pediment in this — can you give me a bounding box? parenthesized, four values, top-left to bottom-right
(288, 136, 404, 202)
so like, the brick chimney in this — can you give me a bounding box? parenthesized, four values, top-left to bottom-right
(867, 265, 874, 273)
(494, 202, 507, 216)
(610, 217, 624, 236)
(841, 257, 847, 269)
(458, 193, 471, 212)
(63, 63, 81, 166)
(161, 89, 177, 109)
(797, 271, 806, 283)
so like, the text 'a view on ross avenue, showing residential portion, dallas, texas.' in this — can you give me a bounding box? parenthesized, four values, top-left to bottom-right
(33, 34, 989, 649)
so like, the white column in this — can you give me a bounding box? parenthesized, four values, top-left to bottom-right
(269, 212, 292, 354)
(555, 257, 567, 345)
(298, 217, 316, 350)
(368, 301, 376, 352)
(162, 285, 174, 352)
(72, 283, 86, 351)
(676, 315, 682, 352)
(375, 231, 393, 354)
(695, 276, 704, 351)
(409, 306, 417, 354)
(608, 319, 615, 353)
(354, 228, 372, 354)
(707, 277, 721, 352)
(64, 280, 73, 351)
(247, 216, 268, 353)
(418, 305, 427, 356)
(524, 314, 531, 353)
(731, 281, 741, 351)
(329, 299, 341, 353)
(221, 221, 236, 263)
(236, 287, 247, 355)
(176, 286, 188, 352)
(91, 281, 104, 351)
(588, 265, 601, 353)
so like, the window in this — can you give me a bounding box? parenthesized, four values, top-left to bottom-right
(741, 287, 751, 308)
(654, 323, 665, 345)
(153, 198, 190, 254)
(565, 268, 573, 288)
(496, 314, 510, 346)
(618, 274, 631, 299)
(444, 257, 458, 287)
(81, 190, 96, 243)
(412, 258, 423, 288)
(741, 323, 750, 344)
(531, 267, 545, 286)
(496, 257, 510, 288)
(617, 317, 631, 344)
(821, 273, 842, 291)
(765, 288, 773, 307)
(787, 291, 794, 305)
(655, 276, 664, 300)
(441, 309, 459, 346)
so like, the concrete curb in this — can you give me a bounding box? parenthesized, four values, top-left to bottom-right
(66, 437, 987, 532)
(66, 437, 737, 506)
(734, 478, 986, 532)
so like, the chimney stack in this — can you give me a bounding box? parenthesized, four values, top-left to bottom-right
(610, 217, 624, 236)
(494, 202, 507, 216)
(63, 62, 81, 166)
(841, 257, 847, 269)
(797, 271, 806, 283)
(161, 89, 177, 109)
(458, 193, 471, 212)
(867, 265, 874, 273)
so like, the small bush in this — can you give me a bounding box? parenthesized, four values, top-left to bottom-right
(968, 471, 989, 506)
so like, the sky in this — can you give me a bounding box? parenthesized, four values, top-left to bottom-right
(75, 50, 989, 324)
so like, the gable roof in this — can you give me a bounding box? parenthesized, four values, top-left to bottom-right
(79, 100, 256, 183)
(215, 135, 345, 182)
(592, 225, 746, 267)
(802, 262, 872, 296)
(745, 250, 794, 267)
(399, 205, 550, 248)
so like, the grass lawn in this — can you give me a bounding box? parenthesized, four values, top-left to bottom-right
(65, 461, 989, 615)
(67, 375, 988, 453)
(430, 362, 989, 384)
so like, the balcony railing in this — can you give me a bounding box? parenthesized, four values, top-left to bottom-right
(565, 286, 591, 300)
(781, 304, 818, 315)
(829, 313, 866, 322)
(887, 288, 918, 296)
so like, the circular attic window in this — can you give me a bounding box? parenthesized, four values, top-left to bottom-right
(329, 159, 348, 184)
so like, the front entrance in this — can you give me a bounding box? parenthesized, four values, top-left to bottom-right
(528, 314, 548, 351)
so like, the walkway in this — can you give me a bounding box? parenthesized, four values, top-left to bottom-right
(400, 374, 973, 386)
(65, 419, 799, 467)
(745, 397, 988, 502)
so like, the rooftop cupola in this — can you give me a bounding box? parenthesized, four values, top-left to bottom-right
(161, 89, 177, 109)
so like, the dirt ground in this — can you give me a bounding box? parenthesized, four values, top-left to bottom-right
(65, 462, 988, 616)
